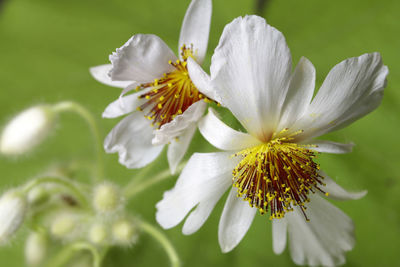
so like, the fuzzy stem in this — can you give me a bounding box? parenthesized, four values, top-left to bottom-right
(53, 101, 104, 181)
(139, 221, 180, 267)
(23, 176, 89, 208)
(123, 163, 185, 199)
(45, 242, 102, 267)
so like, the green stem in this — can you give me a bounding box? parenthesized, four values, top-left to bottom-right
(72, 242, 103, 267)
(53, 101, 104, 181)
(45, 242, 102, 267)
(139, 221, 180, 267)
(23, 176, 89, 209)
(123, 163, 185, 199)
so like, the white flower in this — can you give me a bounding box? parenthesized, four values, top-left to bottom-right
(0, 105, 55, 156)
(0, 190, 27, 244)
(156, 15, 388, 266)
(90, 0, 212, 173)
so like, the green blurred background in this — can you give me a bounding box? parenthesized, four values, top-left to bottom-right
(0, 0, 399, 266)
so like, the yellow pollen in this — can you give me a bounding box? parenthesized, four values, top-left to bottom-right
(137, 44, 215, 128)
(232, 135, 325, 221)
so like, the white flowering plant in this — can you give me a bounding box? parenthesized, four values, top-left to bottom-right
(0, 0, 396, 267)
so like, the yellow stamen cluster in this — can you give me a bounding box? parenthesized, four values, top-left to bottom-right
(232, 130, 325, 221)
(137, 45, 212, 128)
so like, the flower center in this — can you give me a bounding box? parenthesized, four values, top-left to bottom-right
(137, 45, 212, 128)
(232, 131, 326, 220)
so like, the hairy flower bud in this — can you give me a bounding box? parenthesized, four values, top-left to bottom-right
(25, 231, 47, 266)
(112, 219, 137, 246)
(50, 212, 80, 239)
(88, 222, 109, 245)
(0, 105, 55, 156)
(92, 183, 122, 213)
(0, 190, 27, 244)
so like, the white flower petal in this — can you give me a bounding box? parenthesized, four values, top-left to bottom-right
(278, 57, 315, 130)
(218, 188, 257, 253)
(286, 194, 355, 267)
(104, 112, 164, 169)
(297, 52, 388, 141)
(102, 86, 153, 118)
(309, 140, 354, 154)
(156, 152, 237, 231)
(179, 0, 212, 64)
(90, 64, 133, 88)
(152, 101, 206, 145)
(167, 124, 197, 174)
(187, 57, 222, 103)
(320, 171, 367, 201)
(109, 34, 177, 82)
(210, 15, 292, 140)
(199, 108, 262, 151)
(272, 218, 287, 255)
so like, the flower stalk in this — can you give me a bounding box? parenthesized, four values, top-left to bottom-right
(53, 101, 104, 181)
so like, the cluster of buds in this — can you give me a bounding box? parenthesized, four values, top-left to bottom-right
(0, 178, 140, 266)
(0, 104, 147, 266)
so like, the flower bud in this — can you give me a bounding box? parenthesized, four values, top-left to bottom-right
(88, 222, 109, 245)
(27, 185, 50, 206)
(92, 183, 122, 213)
(50, 212, 80, 239)
(112, 219, 137, 246)
(25, 231, 47, 266)
(0, 105, 55, 156)
(0, 190, 27, 244)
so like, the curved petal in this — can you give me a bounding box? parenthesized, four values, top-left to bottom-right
(109, 34, 177, 82)
(272, 218, 287, 255)
(152, 101, 206, 145)
(167, 124, 197, 174)
(104, 112, 164, 169)
(90, 64, 133, 88)
(210, 15, 292, 140)
(156, 152, 237, 232)
(102, 86, 153, 118)
(296, 52, 388, 141)
(187, 57, 222, 103)
(320, 171, 367, 201)
(278, 57, 315, 130)
(179, 0, 212, 64)
(286, 194, 355, 267)
(218, 188, 257, 253)
(199, 108, 262, 151)
(308, 140, 354, 154)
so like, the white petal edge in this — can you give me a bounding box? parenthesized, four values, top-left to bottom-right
(286, 194, 355, 267)
(90, 64, 133, 88)
(199, 108, 262, 151)
(210, 15, 292, 140)
(109, 34, 177, 82)
(156, 152, 237, 231)
(295, 52, 388, 141)
(272, 218, 287, 255)
(218, 187, 257, 253)
(278, 57, 316, 131)
(167, 124, 197, 175)
(152, 101, 206, 145)
(102, 86, 153, 118)
(104, 112, 164, 169)
(187, 57, 222, 103)
(320, 171, 367, 201)
(179, 0, 212, 64)
(308, 140, 354, 154)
